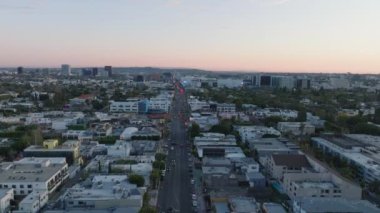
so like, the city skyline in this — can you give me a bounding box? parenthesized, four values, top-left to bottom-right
(1, 0, 379, 73)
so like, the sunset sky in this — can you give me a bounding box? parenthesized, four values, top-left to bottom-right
(0, 0, 379, 73)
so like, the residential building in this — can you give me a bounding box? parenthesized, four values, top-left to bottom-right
(262, 203, 286, 213)
(23, 140, 80, 165)
(0, 189, 13, 213)
(267, 154, 312, 180)
(277, 122, 315, 136)
(312, 136, 380, 183)
(283, 172, 361, 200)
(229, 197, 258, 213)
(292, 198, 380, 213)
(110, 99, 139, 113)
(13, 190, 48, 213)
(0, 158, 68, 195)
(62, 175, 143, 210)
(216, 103, 236, 113)
(236, 125, 281, 143)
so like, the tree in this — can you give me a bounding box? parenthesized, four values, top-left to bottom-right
(128, 174, 145, 187)
(189, 123, 200, 138)
(374, 108, 380, 124)
(155, 153, 167, 162)
(297, 110, 307, 122)
(150, 169, 161, 189)
(153, 161, 165, 170)
(209, 119, 233, 135)
(263, 116, 283, 127)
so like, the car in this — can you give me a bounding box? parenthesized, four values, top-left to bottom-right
(192, 201, 198, 207)
(190, 179, 195, 184)
(192, 194, 197, 200)
(171, 146, 174, 151)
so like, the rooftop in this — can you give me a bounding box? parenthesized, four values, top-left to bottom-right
(294, 198, 380, 213)
(272, 154, 311, 168)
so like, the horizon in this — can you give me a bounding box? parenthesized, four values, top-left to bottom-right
(0, 65, 377, 75)
(1, 0, 379, 73)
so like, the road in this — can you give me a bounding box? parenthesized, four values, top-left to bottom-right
(157, 82, 194, 213)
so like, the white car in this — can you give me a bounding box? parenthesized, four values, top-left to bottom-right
(192, 201, 197, 207)
(192, 194, 197, 200)
(190, 179, 195, 184)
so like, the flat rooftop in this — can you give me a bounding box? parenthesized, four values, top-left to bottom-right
(0, 163, 66, 183)
(294, 198, 380, 213)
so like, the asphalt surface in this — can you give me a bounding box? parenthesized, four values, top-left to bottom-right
(157, 83, 193, 213)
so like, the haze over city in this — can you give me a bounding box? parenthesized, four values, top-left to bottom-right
(1, 0, 379, 73)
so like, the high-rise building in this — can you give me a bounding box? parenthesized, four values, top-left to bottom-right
(81, 68, 92, 77)
(92, 68, 98, 77)
(17, 66, 23, 75)
(61, 64, 71, 76)
(296, 79, 311, 89)
(104, 66, 112, 77)
(260, 75, 272, 87)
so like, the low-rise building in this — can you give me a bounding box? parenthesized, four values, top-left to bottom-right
(312, 136, 380, 183)
(236, 125, 281, 143)
(262, 202, 286, 213)
(0, 158, 68, 195)
(267, 154, 312, 180)
(0, 189, 13, 213)
(23, 140, 80, 165)
(292, 198, 380, 213)
(216, 103, 236, 113)
(62, 175, 143, 210)
(283, 172, 361, 200)
(13, 190, 48, 213)
(277, 122, 315, 136)
(229, 197, 258, 213)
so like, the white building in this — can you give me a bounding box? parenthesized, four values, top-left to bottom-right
(120, 127, 138, 140)
(217, 79, 243, 88)
(292, 198, 380, 213)
(0, 158, 68, 195)
(283, 172, 361, 200)
(217, 103, 236, 113)
(236, 126, 281, 143)
(312, 136, 380, 183)
(62, 175, 143, 210)
(0, 189, 13, 213)
(110, 99, 139, 113)
(190, 113, 219, 131)
(13, 190, 48, 213)
(107, 140, 131, 158)
(277, 122, 315, 136)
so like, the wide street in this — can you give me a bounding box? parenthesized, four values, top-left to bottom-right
(157, 82, 193, 213)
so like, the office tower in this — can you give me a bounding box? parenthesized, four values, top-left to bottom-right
(104, 66, 112, 77)
(61, 64, 71, 76)
(296, 79, 311, 89)
(17, 66, 23, 74)
(260, 75, 272, 87)
(81, 68, 92, 77)
(92, 68, 98, 77)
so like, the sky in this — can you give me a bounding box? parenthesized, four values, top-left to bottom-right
(0, 0, 379, 73)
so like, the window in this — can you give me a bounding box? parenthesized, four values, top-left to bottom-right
(27, 184, 32, 188)
(4, 185, 8, 188)
(69, 201, 74, 205)
(20, 185, 24, 188)
(12, 185, 16, 188)
(20, 190, 24, 194)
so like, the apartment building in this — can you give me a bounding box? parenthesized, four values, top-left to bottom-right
(0, 158, 68, 195)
